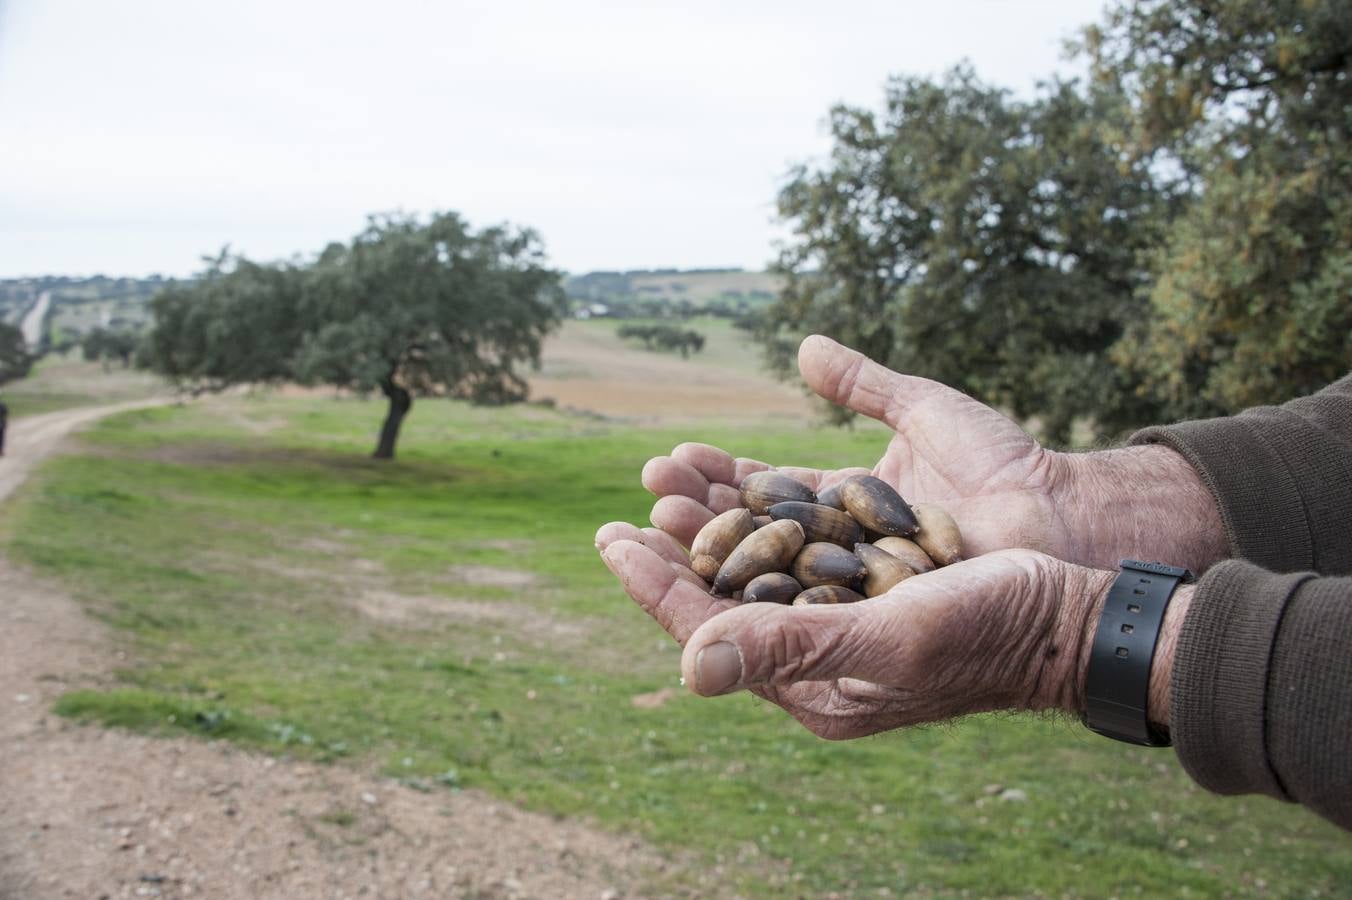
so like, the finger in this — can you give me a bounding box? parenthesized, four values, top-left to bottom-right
(732, 457, 773, 485)
(640, 527, 692, 567)
(641, 456, 710, 500)
(649, 495, 716, 547)
(594, 521, 693, 568)
(640, 455, 744, 513)
(819, 467, 872, 491)
(672, 442, 736, 486)
(679, 598, 914, 696)
(798, 334, 951, 426)
(706, 483, 743, 514)
(600, 539, 734, 643)
(775, 466, 825, 490)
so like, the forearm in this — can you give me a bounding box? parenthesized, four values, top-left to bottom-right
(1055, 445, 1229, 574)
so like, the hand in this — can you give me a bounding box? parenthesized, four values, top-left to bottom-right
(640, 335, 1228, 573)
(595, 528, 1126, 738)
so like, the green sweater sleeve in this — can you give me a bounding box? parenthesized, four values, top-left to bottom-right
(1129, 374, 1352, 830)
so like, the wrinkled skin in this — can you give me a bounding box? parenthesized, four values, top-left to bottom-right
(636, 334, 1072, 562)
(596, 335, 1221, 736)
(596, 528, 1109, 737)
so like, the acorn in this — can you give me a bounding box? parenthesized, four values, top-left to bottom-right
(690, 508, 756, 581)
(768, 501, 864, 548)
(872, 536, 936, 573)
(854, 542, 917, 597)
(913, 503, 964, 566)
(790, 542, 867, 589)
(815, 482, 847, 511)
(752, 515, 773, 529)
(742, 572, 802, 605)
(713, 519, 805, 595)
(792, 585, 866, 606)
(739, 471, 817, 515)
(839, 475, 919, 537)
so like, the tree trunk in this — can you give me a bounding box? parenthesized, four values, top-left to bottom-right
(373, 378, 412, 459)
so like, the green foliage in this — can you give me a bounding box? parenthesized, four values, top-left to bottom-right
(616, 323, 707, 357)
(5, 396, 1350, 896)
(0, 322, 34, 386)
(770, 67, 1162, 442)
(297, 213, 564, 404)
(1088, 0, 1352, 419)
(144, 251, 306, 387)
(80, 327, 142, 369)
(141, 212, 565, 456)
(770, 0, 1351, 438)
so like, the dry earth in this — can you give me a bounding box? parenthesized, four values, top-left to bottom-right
(528, 323, 814, 422)
(0, 405, 711, 900)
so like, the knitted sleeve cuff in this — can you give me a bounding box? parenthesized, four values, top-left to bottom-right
(1171, 560, 1311, 801)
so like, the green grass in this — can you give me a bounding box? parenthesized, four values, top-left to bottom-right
(4, 394, 1350, 896)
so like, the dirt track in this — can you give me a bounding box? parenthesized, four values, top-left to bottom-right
(0, 406, 696, 899)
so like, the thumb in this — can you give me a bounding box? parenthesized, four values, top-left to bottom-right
(680, 599, 910, 696)
(797, 334, 953, 426)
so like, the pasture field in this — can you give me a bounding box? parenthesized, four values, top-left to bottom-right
(1, 352, 165, 418)
(4, 386, 1350, 898)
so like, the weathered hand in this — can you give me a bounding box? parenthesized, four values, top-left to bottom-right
(595, 524, 1120, 738)
(641, 335, 1227, 572)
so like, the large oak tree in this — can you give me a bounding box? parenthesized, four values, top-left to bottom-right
(766, 0, 1350, 440)
(144, 212, 564, 458)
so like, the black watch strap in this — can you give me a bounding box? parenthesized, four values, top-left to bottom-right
(1084, 559, 1192, 747)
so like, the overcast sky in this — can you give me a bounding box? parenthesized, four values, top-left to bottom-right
(0, 0, 1108, 278)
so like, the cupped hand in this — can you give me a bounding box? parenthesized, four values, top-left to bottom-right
(641, 334, 1227, 572)
(596, 523, 1114, 738)
(642, 334, 1073, 563)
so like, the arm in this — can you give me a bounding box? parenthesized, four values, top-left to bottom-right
(1148, 562, 1352, 832)
(1129, 372, 1352, 575)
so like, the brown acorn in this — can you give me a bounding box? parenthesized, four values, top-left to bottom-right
(752, 515, 773, 529)
(768, 501, 864, 548)
(739, 471, 817, 515)
(815, 482, 847, 511)
(872, 536, 936, 573)
(913, 503, 964, 566)
(790, 542, 867, 589)
(854, 543, 917, 597)
(713, 519, 805, 595)
(792, 585, 866, 606)
(690, 508, 756, 581)
(839, 475, 919, 537)
(742, 572, 802, 605)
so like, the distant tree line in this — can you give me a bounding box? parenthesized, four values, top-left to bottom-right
(616, 324, 707, 358)
(81, 328, 139, 369)
(763, 0, 1351, 443)
(0, 323, 32, 386)
(143, 212, 565, 458)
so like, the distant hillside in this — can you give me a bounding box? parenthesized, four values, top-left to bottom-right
(0, 276, 166, 351)
(0, 268, 786, 346)
(564, 268, 783, 317)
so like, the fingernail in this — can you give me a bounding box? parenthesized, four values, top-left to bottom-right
(695, 642, 743, 695)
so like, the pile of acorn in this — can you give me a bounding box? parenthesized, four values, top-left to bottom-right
(686, 472, 964, 605)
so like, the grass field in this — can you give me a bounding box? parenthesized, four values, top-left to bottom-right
(2, 352, 166, 418)
(4, 387, 1350, 898)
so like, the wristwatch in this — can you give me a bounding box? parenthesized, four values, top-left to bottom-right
(1083, 559, 1192, 747)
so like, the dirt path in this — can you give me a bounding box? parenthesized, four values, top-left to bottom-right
(0, 406, 696, 900)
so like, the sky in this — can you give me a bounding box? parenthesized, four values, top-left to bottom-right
(0, 0, 1109, 278)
